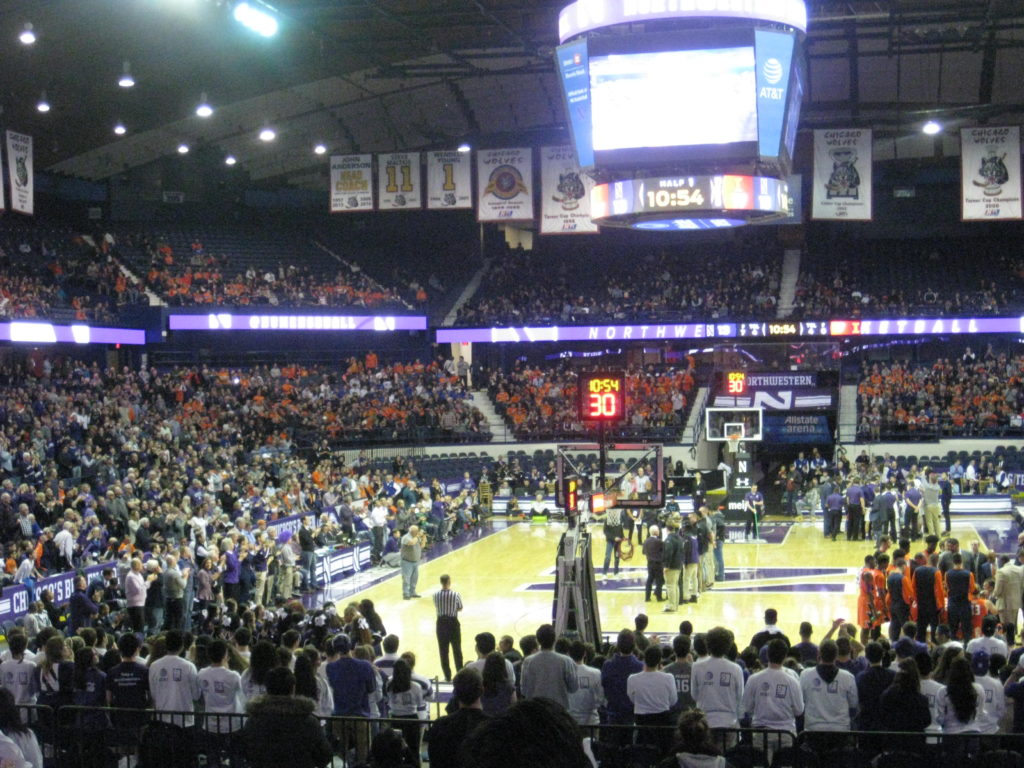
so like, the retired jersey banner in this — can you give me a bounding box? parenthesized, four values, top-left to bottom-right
(477, 148, 533, 222)
(330, 154, 373, 212)
(426, 151, 472, 209)
(811, 129, 872, 221)
(5, 131, 32, 216)
(377, 152, 422, 210)
(961, 126, 1022, 221)
(540, 145, 599, 235)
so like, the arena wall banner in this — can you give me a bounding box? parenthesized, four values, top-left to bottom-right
(960, 126, 1022, 221)
(811, 129, 872, 221)
(477, 147, 534, 222)
(5, 130, 32, 216)
(377, 152, 422, 210)
(763, 413, 832, 444)
(540, 145, 599, 234)
(426, 151, 473, 209)
(330, 154, 374, 212)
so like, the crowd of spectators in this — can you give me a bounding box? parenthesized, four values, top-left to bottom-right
(128, 233, 410, 310)
(794, 239, 1024, 319)
(3, 575, 1024, 767)
(0, 227, 145, 323)
(456, 245, 782, 326)
(856, 346, 1024, 440)
(486, 364, 697, 440)
(0, 352, 490, 596)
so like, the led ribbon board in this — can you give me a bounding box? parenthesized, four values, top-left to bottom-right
(168, 314, 427, 332)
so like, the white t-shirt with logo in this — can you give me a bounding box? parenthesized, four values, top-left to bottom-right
(742, 666, 804, 732)
(0, 658, 38, 706)
(198, 666, 244, 733)
(148, 655, 200, 727)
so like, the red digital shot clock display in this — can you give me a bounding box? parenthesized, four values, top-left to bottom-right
(726, 371, 746, 395)
(579, 373, 625, 422)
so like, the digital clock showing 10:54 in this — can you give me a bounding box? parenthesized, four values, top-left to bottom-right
(578, 372, 626, 422)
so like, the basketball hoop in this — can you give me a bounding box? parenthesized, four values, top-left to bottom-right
(726, 434, 741, 454)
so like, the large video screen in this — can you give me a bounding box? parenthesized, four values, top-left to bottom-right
(590, 47, 757, 151)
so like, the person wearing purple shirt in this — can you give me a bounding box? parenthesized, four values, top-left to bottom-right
(845, 483, 865, 542)
(601, 630, 645, 729)
(325, 635, 376, 717)
(825, 491, 844, 542)
(904, 486, 923, 539)
(221, 540, 241, 602)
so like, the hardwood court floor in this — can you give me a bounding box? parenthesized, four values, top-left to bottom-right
(329, 518, 992, 682)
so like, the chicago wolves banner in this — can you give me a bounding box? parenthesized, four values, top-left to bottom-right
(811, 129, 872, 221)
(426, 151, 472, 209)
(330, 154, 373, 212)
(5, 131, 32, 216)
(377, 152, 422, 210)
(477, 148, 533, 222)
(961, 126, 1022, 221)
(540, 145, 599, 235)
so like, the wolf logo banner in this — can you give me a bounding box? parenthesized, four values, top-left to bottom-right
(812, 129, 872, 221)
(961, 126, 1022, 220)
(5, 131, 32, 216)
(540, 145, 598, 234)
(477, 148, 533, 222)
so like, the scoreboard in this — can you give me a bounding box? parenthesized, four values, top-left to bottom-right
(579, 372, 625, 422)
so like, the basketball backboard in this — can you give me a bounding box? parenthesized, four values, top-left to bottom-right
(705, 407, 763, 442)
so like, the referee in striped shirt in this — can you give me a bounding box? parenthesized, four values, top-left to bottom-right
(434, 573, 464, 682)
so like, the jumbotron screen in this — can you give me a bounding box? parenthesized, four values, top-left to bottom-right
(556, 28, 802, 175)
(590, 47, 757, 151)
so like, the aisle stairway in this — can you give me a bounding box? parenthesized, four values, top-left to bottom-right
(470, 390, 510, 442)
(443, 259, 490, 326)
(776, 248, 802, 318)
(838, 384, 859, 443)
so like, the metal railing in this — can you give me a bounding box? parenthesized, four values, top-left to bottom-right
(13, 704, 1024, 768)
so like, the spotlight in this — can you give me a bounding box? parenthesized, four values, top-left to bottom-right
(114, 122, 127, 136)
(36, 91, 50, 113)
(259, 127, 276, 142)
(225, 155, 237, 166)
(314, 143, 327, 155)
(196, 92, 213, 118)
(19, 23, 35, 46)
(177, 143, 189, 154)
(118, 61, 135, 88)
(922, 120, 942, 135)
(234, 2, 279, 37)
(457, 143, 471, 153)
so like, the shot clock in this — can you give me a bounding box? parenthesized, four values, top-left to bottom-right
(579, 372, 626, 422)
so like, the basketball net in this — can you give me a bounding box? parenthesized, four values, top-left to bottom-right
(727, 434, 741, 454)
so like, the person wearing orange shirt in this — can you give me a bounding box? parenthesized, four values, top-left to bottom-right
(857, 555, 881, 644)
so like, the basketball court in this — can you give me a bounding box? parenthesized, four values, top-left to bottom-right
(322, 512, 1007, 682)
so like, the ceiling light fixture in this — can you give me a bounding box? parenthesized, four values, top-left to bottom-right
(177, 143, 189, 154)
(19, 23, 35, 46)
(259, 127, 276, 142)
(314, 143, 327, 155)
(118, 60, 135, 88)
(457, 142, 471, 153)
(114, 122, 127, 136)
(922, 120, 942, 135)
(196, 92, 213, 118)
(225, 155, 237, 166)
(234, 2, 279, 38)
(36, 91, 50, 113)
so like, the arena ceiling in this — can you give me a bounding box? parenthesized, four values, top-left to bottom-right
(0, 0, 1022, 189)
